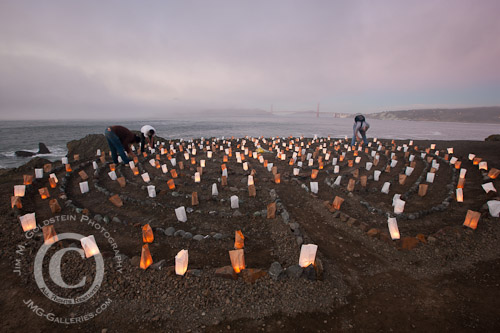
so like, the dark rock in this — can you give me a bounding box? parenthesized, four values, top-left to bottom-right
(174, 230, 186, 237)
(193, 234, 204, 241)
(213, 233, 223, 240)
(285, 265, 303, 279)
(302, 264, 316, 280)
(38, 142, 51, 154)
(187, 269, 202, 277)
(130, 256, 141, 267)
(164, 227, 176, 236)
(296, 236, 303, 246)
(151, 259, 167, 270)
(15, 150, 36, 157)
(314, 258, 324, 280)
(215, 266, 237, 280)
(281, 211, 290, 224)
(183, 232, 193, 239)
(268, 262, 283, 281)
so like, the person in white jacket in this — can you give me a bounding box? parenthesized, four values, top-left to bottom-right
(140, 125, 156, 153)
(351, 114, 370, 146)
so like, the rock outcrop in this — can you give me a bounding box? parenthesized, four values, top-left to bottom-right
(14, 150, 36, 157)
(66, 134, 108, 161)
(38, 142, 51, 154)
(485, 134, 500, 141)
(15, 142, 50, 157)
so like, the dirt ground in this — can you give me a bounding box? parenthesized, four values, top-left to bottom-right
(1, 137, 499, 332)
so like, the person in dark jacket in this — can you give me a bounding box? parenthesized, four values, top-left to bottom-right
(351, 114, 370, 146)
(104, 125, 140, 164)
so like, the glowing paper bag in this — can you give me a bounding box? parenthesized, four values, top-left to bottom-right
(80, 235, 100, 258)
(175, 250, 188, 276)
(229, 249, 245, 273)
(387, 217, 400, 240)
(20, 213, 36, 232)
(299, 244, 318, 268)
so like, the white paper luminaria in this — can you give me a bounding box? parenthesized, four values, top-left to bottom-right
(175, 249, 189, 276)
(147, 185, 156, 198)
(381, 182, 390, 194)
(387, 217, 400, 240)
(230, 195, 239, 209)
(175, 206, 187, 222)
(141, 173, 151, 183)
(80, 235, 100, 258)
(14, 185, 26, 197)
(487, 200, 500, 217)
(20, 213, 36, 232)
(298, 244, 318, 268)
(426, 172, 435, 183)
(79, 181, 89, 194)
(108, 171, 117, 180)
(310, 182, 318, 194)
(393, 198, 406, 214)
(482, 182, 496, 193)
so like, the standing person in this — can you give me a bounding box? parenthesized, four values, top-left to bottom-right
(351, 114, 370, 146)
(104, 125, 140, 164)
(140, 125, 156, 153)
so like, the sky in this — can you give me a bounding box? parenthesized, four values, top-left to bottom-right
(1, 0, 500, 120)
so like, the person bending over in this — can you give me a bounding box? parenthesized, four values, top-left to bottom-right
(104, 125, 140, 164)
(351, 114, 370, 147)
(140, 125, 156, 153)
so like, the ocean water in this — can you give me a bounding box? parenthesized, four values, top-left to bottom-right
(0, 116, 497, 169)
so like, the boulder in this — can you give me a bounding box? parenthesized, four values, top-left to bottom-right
(38, 142, 51, 154)
(285, 265, 303, 279)
(268, 262, 283, 281)
(15, 150, 36, 157)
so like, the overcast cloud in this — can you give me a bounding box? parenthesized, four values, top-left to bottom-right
(1, 0, 499, 119)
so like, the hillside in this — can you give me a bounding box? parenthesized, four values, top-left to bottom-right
(368, 107, 500, 123)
